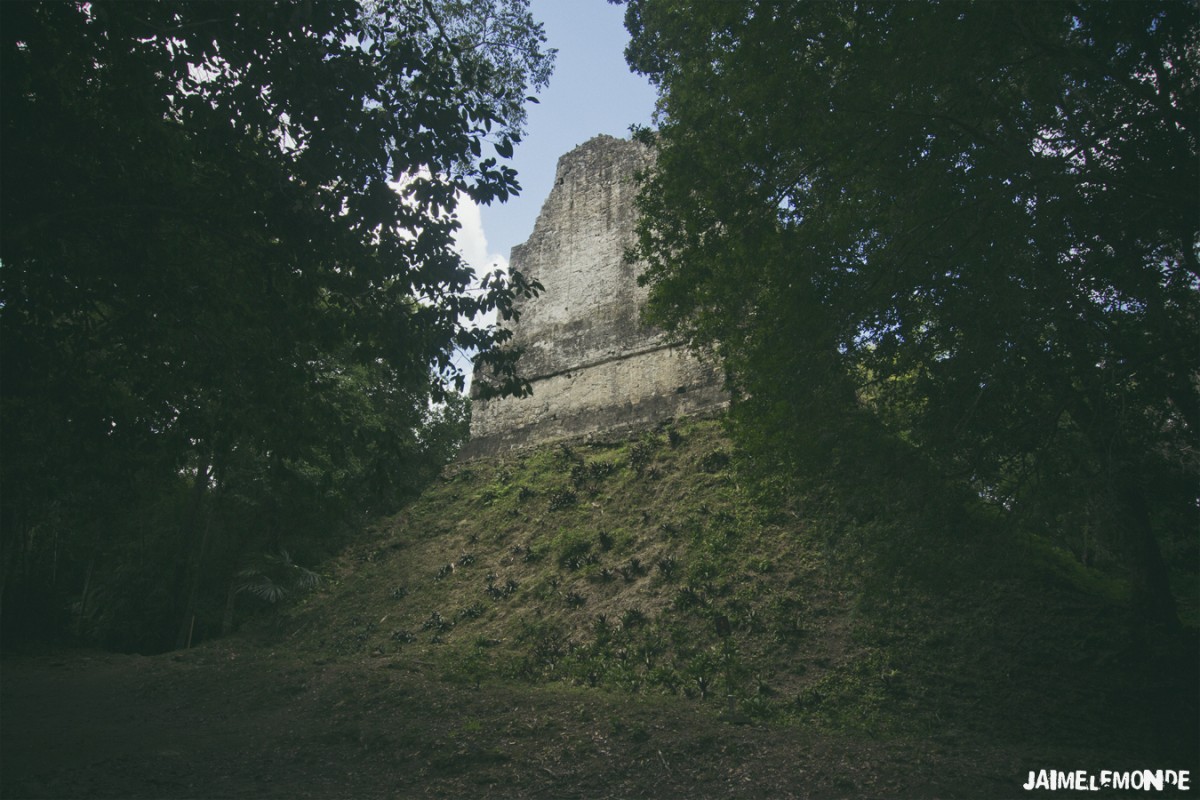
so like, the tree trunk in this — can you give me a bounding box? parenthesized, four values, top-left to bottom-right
(76, 558, 95, 639)
(1068, 391, 1183, 632)
(221, 575, 238, 637)
(0, 531, 19, 631)
(175, 516, 212, 649)
(174, 457, 212, 650)
(1120, 483, 1180, 631)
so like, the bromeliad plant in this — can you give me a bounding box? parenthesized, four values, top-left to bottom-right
(235, 550, 322, 605)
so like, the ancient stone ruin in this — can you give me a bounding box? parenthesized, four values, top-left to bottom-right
(462, 135, 727, 458)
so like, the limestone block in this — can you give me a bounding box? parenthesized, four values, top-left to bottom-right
(463, 135, 727, 458)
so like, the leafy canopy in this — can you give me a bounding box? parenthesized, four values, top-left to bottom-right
(0, 0, 552, 649)
(620, 0, 1197, 624)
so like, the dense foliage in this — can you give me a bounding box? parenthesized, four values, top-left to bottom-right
(1, 0, 552, 651)
(621, 1, 1197, 625)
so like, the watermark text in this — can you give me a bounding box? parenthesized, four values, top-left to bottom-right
(1023, 770, 1191, 792)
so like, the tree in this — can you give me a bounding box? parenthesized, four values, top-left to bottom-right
(0, 0, 552, 649)
(620, 1, 1198, 626)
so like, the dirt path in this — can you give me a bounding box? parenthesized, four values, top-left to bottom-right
(0, 645, 1134, 799)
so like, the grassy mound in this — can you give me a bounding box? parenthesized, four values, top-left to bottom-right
(263, 417, 1197, 765)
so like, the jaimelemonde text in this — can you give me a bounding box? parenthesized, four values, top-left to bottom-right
(1024, 770, 1190, 792)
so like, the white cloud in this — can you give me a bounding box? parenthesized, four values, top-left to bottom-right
(386, 176, 508, 394)
(452, 193, 509, 393)
(453, 193, 509, 280)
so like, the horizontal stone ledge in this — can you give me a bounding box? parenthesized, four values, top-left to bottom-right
(477, 339, 714, 391)
(458, 400, 729, 462)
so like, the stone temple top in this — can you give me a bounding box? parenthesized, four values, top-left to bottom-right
(461, 135, 726, 458)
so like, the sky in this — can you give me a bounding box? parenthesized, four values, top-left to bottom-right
(453, 0, 659, 289)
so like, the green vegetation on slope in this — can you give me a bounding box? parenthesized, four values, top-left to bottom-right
(264, 418, 1197, 764)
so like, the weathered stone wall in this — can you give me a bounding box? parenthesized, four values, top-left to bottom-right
(462, 135, 726, 458)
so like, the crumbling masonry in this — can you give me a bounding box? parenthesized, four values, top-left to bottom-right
(461, 135, 727, 459)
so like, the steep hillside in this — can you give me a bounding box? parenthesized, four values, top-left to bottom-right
(266, 417, 1196, 763)
(6, 417, 1196, 799)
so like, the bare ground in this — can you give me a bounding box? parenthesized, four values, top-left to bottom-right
(4, 642, 1175, 800)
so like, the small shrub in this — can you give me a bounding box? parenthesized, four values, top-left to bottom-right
(628, 441, 655, 474)
(620, 608, 646, 629)
(455, 603, 485, 621)
(570, 460, 614, 489)
(563, 552, 599, 571)
(486, 577, 519, 600)
(421, 611, 452, 633)
(701, 449, 731, 473)
(588, 460, 616, 480)
(620, 558, 647, 581)
(588, 566, 617, 583)
(657, 556, 678, 580)
(741, 694, 776, 720)
(686, 558, 719, 584)
(548, 488, 578, 511)
(648, 666, 682, 693)
(674, 585, 703, 610)
(570, 464, 588, 488)
(235, 550, 321, 604)
(556, 442, 579, 465)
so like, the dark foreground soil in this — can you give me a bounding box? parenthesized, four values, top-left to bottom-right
(0, 644, 1189, 800)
